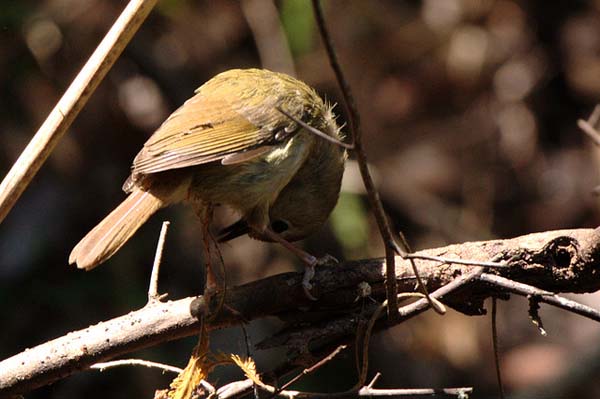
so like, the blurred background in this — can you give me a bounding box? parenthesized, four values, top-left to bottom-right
(2, 0, 600, 397)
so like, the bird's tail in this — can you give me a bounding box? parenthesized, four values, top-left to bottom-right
(69, 189, 165, 270)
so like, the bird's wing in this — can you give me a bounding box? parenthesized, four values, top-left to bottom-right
(130, 93, 281, 175)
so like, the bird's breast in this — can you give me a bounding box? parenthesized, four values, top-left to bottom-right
(187, 131, 314, 214)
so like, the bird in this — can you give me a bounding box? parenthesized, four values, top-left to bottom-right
(69, 68, 346, 294)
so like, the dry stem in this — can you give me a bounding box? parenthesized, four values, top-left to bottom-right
(0, 0, 157, 224)
(310, 0, 401, 321)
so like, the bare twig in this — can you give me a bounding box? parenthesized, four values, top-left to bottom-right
(356, 387, 473, 398)
(216, 379, 256, 398)
(405, 253, 507, 268)
(588, 104, 600, 126)
(276, 106, 354, 149)
(310, 0, 402, 320)
(268, 345, 348, 399)
(396, 266, 485, 319)
(367, 372, 381, 389)
(89, 358, 224, 396)
(0, 0, 157, 224)
(310, 0, 448, 320)
(91, 359, 182, 374)
(219, 380, 472, 398)
(577, 105, 600, 146)
(356, 292, 448, 388)
(491, 298, 505, 399)
(577, 119, 600, 146)
(479, 274, 600, 322)
(148, 221, 170, 302)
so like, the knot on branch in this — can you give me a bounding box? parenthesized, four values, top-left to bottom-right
(492, 233, 600, 293)
(538, 235, 579, 270)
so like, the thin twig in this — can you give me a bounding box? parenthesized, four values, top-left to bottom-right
(310, 0, 402, 320)
(216, 379, 255, 398)
(350, 272, 477, 393)
(491, 298, 505, 399)
(148, 221, 170, 302)
(239, 323, 260, 399)
(366, 372, 381, 389)
(311, 0, 443, 318)
(91, 359, 183, 374)
(588, 104, 600, 126)
(391, 241, 442, 314)
(356, 387, 473, 397)
(90, 357, 222, 398)
(405, 253, 507, 268)
(577, 119, 600, 146)
(220, 380, 472, 398)
(276, 107, 354, 149)
(480, 274, 600, 322)
(0, 0, 157, 224)
(397, 266, 485, 318)
(268, 345, 347, 399)
(577, 104, 600, 146)
(91, 359, 216, 396)
(355, 293, 446, 388)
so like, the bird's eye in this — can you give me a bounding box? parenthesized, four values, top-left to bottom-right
(270, 219, 289, 233)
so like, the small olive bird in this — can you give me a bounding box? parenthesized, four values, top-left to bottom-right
(69, 68, 346, 293)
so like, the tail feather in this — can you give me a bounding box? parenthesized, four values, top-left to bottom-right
(69, 189, 165, 270)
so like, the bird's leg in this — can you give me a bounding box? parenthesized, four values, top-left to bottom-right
(259, 228, 320, 300)
(195, 203, 221, 296)
(190, 201, 238, 321)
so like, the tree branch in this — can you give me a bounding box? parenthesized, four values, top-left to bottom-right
(2, 228, 600, 396)
(214, 377, 473, 399)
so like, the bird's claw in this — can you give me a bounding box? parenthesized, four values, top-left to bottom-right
(300, 254, 339, 300)
(316, 253, 339, 266)
(302, 263, 317, 301)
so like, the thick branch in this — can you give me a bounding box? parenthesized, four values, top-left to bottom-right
(2, 228, 600, 396)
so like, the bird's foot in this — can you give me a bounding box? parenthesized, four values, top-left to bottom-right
(301, 254, 339, 300)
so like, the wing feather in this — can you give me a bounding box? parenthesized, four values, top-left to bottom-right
(131, 94, 273, 175)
